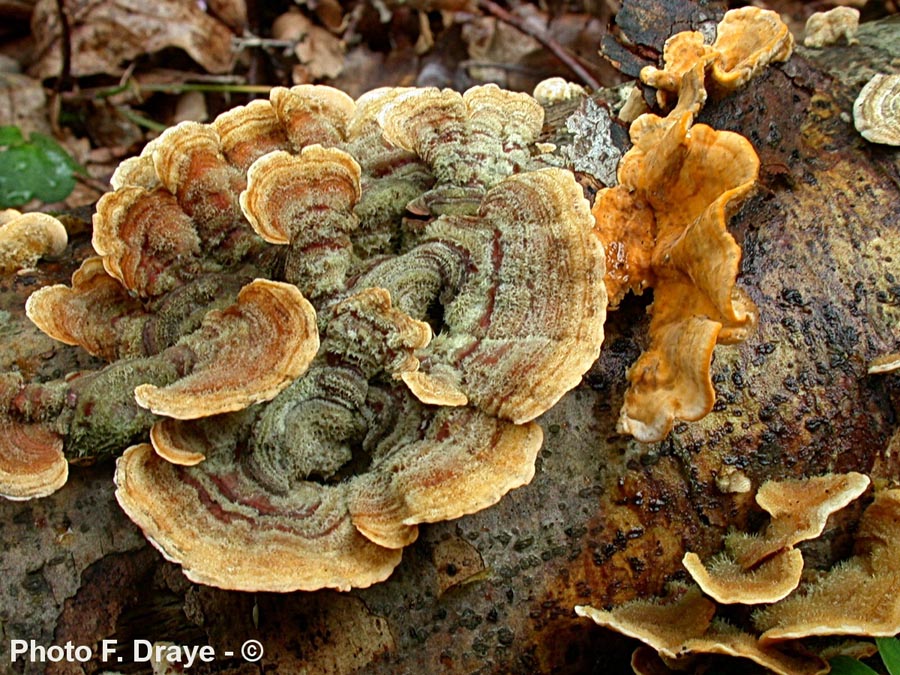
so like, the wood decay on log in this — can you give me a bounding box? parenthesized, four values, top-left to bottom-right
(0, 5, 897, 675)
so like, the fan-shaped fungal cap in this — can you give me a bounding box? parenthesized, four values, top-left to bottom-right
(212, 99, 290, 171)
(346, 87, 415, 140)
(0, 420, 67, 500)
(115, 443, 401, 591)
(682, 473, 870, 604)
(26, 256, 148, 361)
(152, 122, 226, 197)
(269, 84, 355, 150)
(92, 186, 203, 298)
(868, 352, 900, 374)
(377, 84, 544, 214)
(853, 74, 900, 146)
(762, 558, 900, 640)
(709, 7, 794, 91)
(803, 7, 859, 48)
(150, 418, 209, 466)
(756, 489, 900, 643)
(240, 145, 361, 245)
(342, 87, 433, 256)
(640, 7, 793, 106)
(110, 138, 160, 190)
(579, 583, 829, 675)
(134, 279, 319, 419)
(679, 620, 829, 675)
(404, 167, 607, 424)
(240, 145, 362, 301)
(575, 584, 716, 658)
(682, 549, 805, 605)
(640, 32, 714, 108)
(150, 410, 259, 467)
(593, 110, 759, 442)
(0, 210, 68, 273)
(532, 77, 586, 105)
(580, 581, 829, 675)
(463, 83, 544, 147)
(150, 121, 248, 248)
(325, 287, 432, 378)
(629, 646, 673, 675)
(727, 472, 870, 569)
(349, 407, 542, 549)
(818, 641, 880, 663)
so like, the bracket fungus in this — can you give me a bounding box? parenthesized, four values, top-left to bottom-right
(577, 474, 883, 675)
(640, 7, 794, 108)
(682, 472, 871, 604)
(26, 256, 150, 361)
(0, 210, 67, 273)
(803, 7, 860, 49)
(869, 352, 900, 375)
(575, 584, 828, 675)
(728, 472, 871, 568)
(3, 83, 607, 592)
(592, 105, 759, 442)
(132, 279, 319, 419)
(376, 84, 545, 215)
(590, 8, 794, 442)
(853, 74, 900, 147)
(115, 442, 402, 592)
(682, 549, 805, 606)
(755, 488, 900, 643)
(0, 418, 66, 501)
(532, 77, 586, 106)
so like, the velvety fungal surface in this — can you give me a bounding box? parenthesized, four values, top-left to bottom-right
(1, 84, 608, 590)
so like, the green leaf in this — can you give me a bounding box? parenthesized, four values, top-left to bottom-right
(828, 655, 881, 675)
(0, 125, 25, 147)
(0, 127, 84, 208)
(29, 133, 88, 175)
(878, 637, 900, 675)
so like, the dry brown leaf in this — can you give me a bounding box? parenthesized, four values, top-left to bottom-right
(461, 15, 541, 85)
(302, 0, 345, 33)
(0, 73, 51, 135)
(29, 0, 236, 79)
(273, 10, 346, 83)
(294, 26, 345, 81)
(205, 0, 247, 31)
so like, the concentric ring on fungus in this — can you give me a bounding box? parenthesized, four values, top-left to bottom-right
(5, 84, 608, 591)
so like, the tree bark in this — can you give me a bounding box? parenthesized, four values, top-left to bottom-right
(1, 12, 898, 675)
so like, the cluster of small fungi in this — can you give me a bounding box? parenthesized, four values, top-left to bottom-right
(0, 5, 792, 591)
(576, 10, 900, 673)
(577, 477, 900, 675)
(2, 18, 891, 659)
(1, 81, 608, 590)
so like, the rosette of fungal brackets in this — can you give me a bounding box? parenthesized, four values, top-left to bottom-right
(115, 140, 606, 590)
(2, 83, 606, 590)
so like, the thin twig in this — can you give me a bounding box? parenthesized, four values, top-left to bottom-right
(61, 81, 273, 103)
(461, 60, 543, 76)
(117, 108, 168, 133)
(477, 0, 601, 90)
(49, 0, 73, 137)
(54, 0, 72, 91)
(232, 37, 296, 51)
